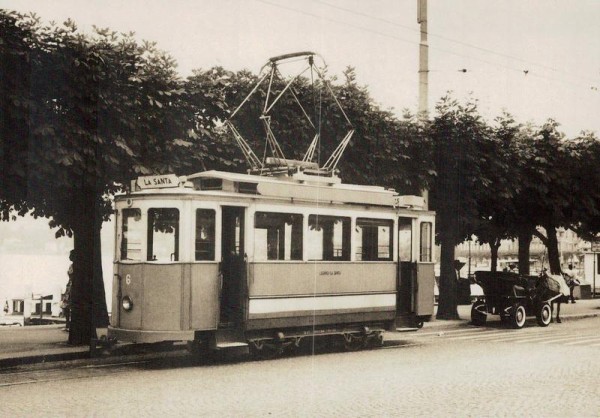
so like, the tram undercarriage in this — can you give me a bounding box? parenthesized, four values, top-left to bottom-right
(182, 313, 428, 360)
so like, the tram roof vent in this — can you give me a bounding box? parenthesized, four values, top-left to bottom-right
(197, 178, 223, 191)
(236, 182, 259, 194)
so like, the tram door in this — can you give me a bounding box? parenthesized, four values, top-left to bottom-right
(220, 206, 246, 327)
(397, 217, 415, 315)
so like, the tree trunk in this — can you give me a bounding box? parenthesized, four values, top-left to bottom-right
(545, 225, 562, 274)
(69, 213, 94, 345)
(489, 238, 501, 272)
(518, 230, 533, 275)
(68, 189, 109, 345)
(436, 239, 459, 320)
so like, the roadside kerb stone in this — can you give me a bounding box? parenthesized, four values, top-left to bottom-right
(2, 300, 598, 369)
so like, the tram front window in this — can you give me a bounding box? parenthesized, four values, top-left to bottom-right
(121, 208, 143, 261)
(147, 208, 180, 262)
(355, 218, 393, 261)
(307, 215, 350, 261)
(254, 212, 303, 261)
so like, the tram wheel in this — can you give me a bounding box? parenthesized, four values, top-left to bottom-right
(342, 333, 367, 351)
(249, 339, 285, 360)
(367, 332, 384, 348)
(409, 317, 424, 329)
(187, 338, 216, 363)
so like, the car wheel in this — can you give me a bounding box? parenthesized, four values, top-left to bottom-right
(536, 302, 552, 327)
(510, 304, 526, 329)
(471, 301, 487, 326)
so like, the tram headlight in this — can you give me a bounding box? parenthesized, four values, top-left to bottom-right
(122, 296, 133, 311)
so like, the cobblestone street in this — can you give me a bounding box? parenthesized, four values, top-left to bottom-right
(2, 317, 600, 417)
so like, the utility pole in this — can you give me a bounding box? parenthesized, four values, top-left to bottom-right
(417, 0, 429, 209)
(417, 0, 429, 118)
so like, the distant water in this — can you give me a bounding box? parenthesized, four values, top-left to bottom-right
(0, 254, 113, 312)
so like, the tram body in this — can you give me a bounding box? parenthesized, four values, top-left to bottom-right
(108, 170, 435, 352)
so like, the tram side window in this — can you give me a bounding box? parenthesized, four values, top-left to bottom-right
(147, 208, 180, 262)
(307, 215, 350, 261)
(355, 218, 393, 261)
(254, 212, 302, 261)
(195, 209, 216, 261)
(420, 222, 432, 262)
(121, 209, 143, 261)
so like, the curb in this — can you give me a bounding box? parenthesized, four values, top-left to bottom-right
(417, 310, 600, 332)
(1, 311, 599, 369)
(0, 349, 89, 369)
(0, 343, 189, 371)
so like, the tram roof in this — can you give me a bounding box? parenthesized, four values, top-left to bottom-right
(127, 170, 428, 210)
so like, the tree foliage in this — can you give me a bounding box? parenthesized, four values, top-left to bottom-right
(0, 11, 210, 344)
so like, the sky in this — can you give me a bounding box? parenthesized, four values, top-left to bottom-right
(1, 0, 599, 303)
(1, 0, 598, 136)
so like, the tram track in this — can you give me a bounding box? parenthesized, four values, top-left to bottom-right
(0, 338, 424, 388)
(0, 359, 158, 388)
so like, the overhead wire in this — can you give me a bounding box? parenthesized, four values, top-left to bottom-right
(312, 0, 599, 86)
(255, 0, 599, 92)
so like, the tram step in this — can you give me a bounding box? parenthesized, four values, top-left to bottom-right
(395, 327, 420, 332)
(215, 327, 247, 350)
(216, 342, 249, 349)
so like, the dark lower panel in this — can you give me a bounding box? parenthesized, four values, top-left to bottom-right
(245, 310, 395, 331)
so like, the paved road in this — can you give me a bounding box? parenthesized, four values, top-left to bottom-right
(403, 318, 600, 348)
(2, 317, 600, 417)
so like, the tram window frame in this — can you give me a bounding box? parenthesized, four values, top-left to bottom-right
(355, 218, 393, 261)
(120, 208, 143, 261)
(254, 212, 303, 261)
(398, 218, 413, 262)
(420, 221, 433, 262)
(307, 215, 351, 261)
(147, 208, 180, 262)
(195, 209, 216, 261)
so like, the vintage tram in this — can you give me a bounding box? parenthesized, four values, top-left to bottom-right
(107, 52, 436, 356)
(108, 167, 435, 355)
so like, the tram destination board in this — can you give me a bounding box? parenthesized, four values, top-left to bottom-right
(137, 174, 179, 189)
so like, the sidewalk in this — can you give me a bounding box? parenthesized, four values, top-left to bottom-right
(422, 298, 600, 331)
(1, 299, 599, 369)
(0, 325, 89, 368)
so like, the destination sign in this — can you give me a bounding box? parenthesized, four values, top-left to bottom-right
(137, 174, 179, 189)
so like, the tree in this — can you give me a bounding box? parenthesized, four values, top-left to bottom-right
(429, 96, 491, 319)
(471, 113, 522, 272)
(562, 131, 600, 243)
(507, 121, 573, 274)
(0, 12, 208, 344)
